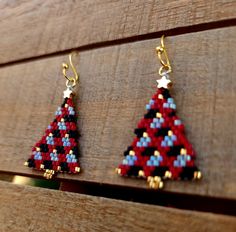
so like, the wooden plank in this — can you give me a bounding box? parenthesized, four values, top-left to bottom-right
(0, 181, 235, 232)
(0, 0, 236, 64)
(0, 27, 236, 199)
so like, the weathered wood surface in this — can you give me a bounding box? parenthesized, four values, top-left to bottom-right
(0, 0, 236, 64)
(0, 27, 236, 199)
(0, 181, 235, 232)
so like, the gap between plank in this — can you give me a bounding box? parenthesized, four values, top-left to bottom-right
(0, 18, 236, 68)
(0, 172, 235, 217)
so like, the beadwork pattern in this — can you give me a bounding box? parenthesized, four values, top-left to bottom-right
(25, 95, 80, 179)
(116, 87, 201, 189)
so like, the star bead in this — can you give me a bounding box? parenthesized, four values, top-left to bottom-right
(156, 75, 172, 89)
(63, 88, 73, 98)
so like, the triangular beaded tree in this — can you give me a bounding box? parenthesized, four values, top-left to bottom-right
(116, 37, 201, 189)
(25, 93, 80, 179)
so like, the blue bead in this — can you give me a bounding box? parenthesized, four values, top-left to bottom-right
(150, 156, 155, 161)
(137, 142, 141, 147)
(180, 160, 186, 166)
(161, 141, 166, 147)
(156, 122, 161, 128)
(143, 141, 148, 147)
(174, 119, 181, 125)
(147, 160, 152, 166)
(170, 103, 176, 109)
(153, 160, 159, 166)
(150, 123, 155, 128)
(163, 103, 169, 108)
(174, 160, 179, 167)
(146, 137, 151, 143)
(150, 99, 155, 105)
(128, 160, 134, 166)
(172, 135, 177, 141)
(160, 118, 164, 123)
(146, 104, 151, 110)
(153, 118, 158, 123)
(167, 140, 173, 146)
(167, 98, 174, 104)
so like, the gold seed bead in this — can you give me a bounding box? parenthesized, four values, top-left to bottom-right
(158, 94, 164, 99)
(154, 150, 160, 156)
(40, 164, 45, 169)
(129, 150, 135, 156)
(138, 170, 145, 177)
(194, 171, 202, 180)
(159, 181, 164, 189)
(115, 168, 121, 175)
(24, 162, 29, 166)
(168, 130, 173, 136)
(156, 112, 162, 118)
(75, 167, 81, 173)
(143, 132, 148, 138)
(65, 134, 69, 138)
(180, 148, 187, 155)
(36, 147, 40, 152)
(164, 170, 172, 179)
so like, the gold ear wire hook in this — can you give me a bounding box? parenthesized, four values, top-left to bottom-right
(62, 51, 79, 87)
(156, 35, 172, 75)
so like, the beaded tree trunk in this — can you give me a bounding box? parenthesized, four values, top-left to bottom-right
(25, 93, 80, 179)
(116, 76, 201, 189)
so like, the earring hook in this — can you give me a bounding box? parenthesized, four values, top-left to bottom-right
(156, 35, 172, 76)
(62, 51, 79, 87)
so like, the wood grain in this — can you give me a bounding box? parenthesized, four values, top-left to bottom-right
(0, 0, 236, 64)
(0, 27, 236, 199)
(0, 181, 235, 232)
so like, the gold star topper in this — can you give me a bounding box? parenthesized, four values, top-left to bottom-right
(156, 75, 172, 89)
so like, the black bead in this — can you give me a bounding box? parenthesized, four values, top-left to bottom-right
(68, 130, 79, 138)
(39, 144, 49, 152)
(180, 166, 198, 180)
(167, 145, 184, 157)
(72, 146, 80, 157)
(64, 115, 76, 123)
(60, 162, 69, 172)
(168, 111, 176, 117)
(161, 89, 171, 99)
(27, 159, 35, 168)
(52, 129, 61, 138)
(141, 147, 156, 156)
(56, 146, 65, 154)
(127, 166, 142, 177)
(43, 160, 52, 169)
(124, 146, 133, 156)
(155, 127, 171, 137)
(152, 166, 169, 177)
(61, 98, 68, 107)
(144, 109, 158, 119)
(134, 128, 146, 138)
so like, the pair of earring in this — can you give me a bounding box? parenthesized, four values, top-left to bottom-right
(24, 36, 201, 189)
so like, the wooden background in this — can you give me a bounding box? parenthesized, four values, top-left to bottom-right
(0, 0, 235, 231)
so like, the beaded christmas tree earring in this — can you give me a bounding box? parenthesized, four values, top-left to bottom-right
(116, 36, 202, 189)
(24, 52, 81, 179)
